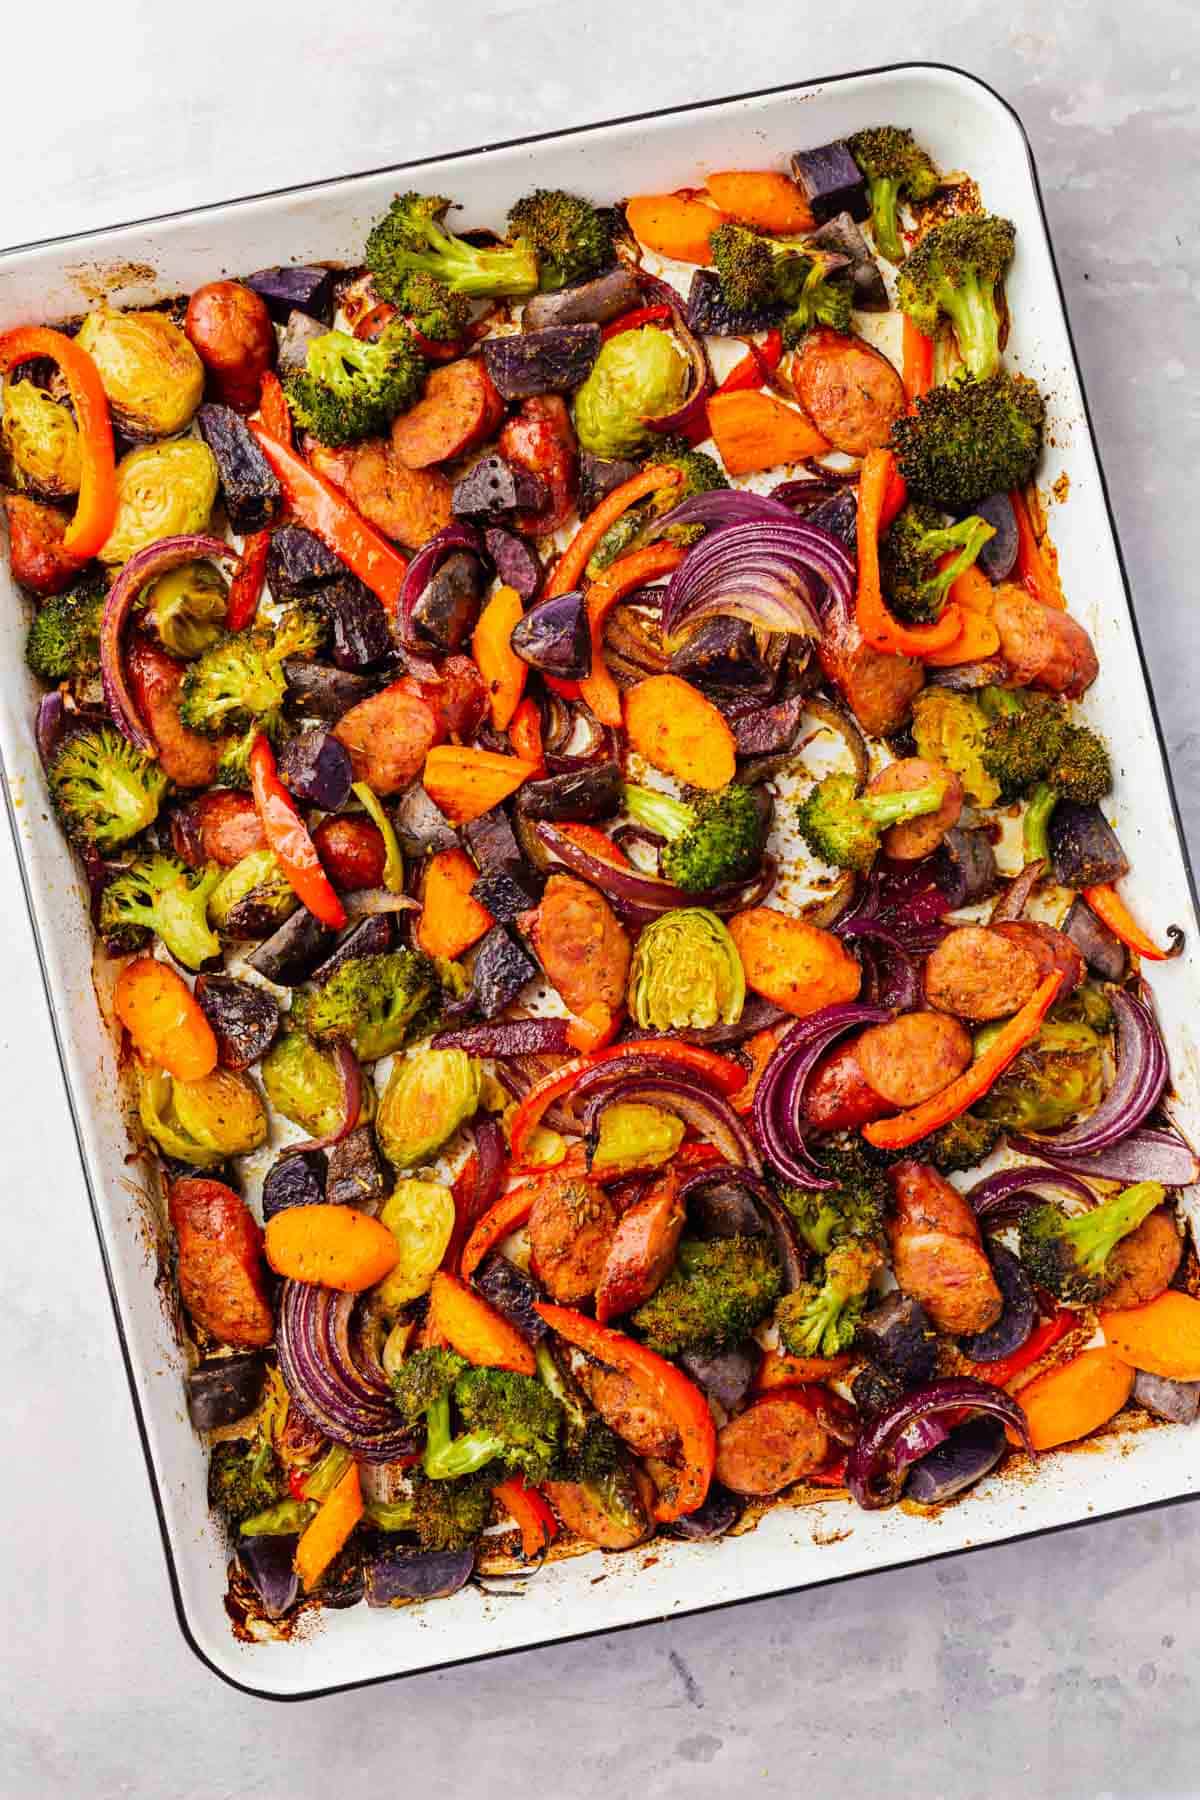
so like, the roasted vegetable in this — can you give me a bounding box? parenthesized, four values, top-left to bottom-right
(890, 372, 1046, 513)
(590, 1101, 685, 1176)
(261, 1031, 356, 1138)
(622, 782, 765, 892)
(139, 1063, 267, 1165)
(365, 191, 539, 303)
(1023, 729, 1113, 865)
(208, 1431, 284, 1530)
(587, 441, 727, 575)
(24, 570, 106, 681)
(48, 725, 167, 851)
(100, 853, 221, 968)
(880, 502, 995, 623)
(896, 213, 1016, 382)
(395, 270, 471, 344)
(975, 1018, 1106, 1132)
(572, 326, 688, 459)
(375, 1048, 481, 1169)
(179, 607, 325, 738)
(1018, 1182, 1165, 1305)
(631, 1235, 781, 1356)
(911, 687, 1000, 807)
(779, 1142, 887, 1256)
(365, 1470, 494, 1552)
(374, 1179, 456, 1311)
(795, 769, 947, 872)
(627, 907, 745, 1031)
(290, 949, 444, 1062)
(775, 1240, 879, 1358)
(391, 1347, 562, 1482)
(708, 222, 853, 345)
(2, 373, 81, 498)
(506, 188, 613, 291)
(207, 848, 298, 936)
(194, 403, 282, 534)
(901, 1110, 1003, 1174)
(144, 560, 228, 659)
(99, 439, 219, 566)
(76, 304, 204, 439)
(846, 126, 940, 263)
(286, 323, 427, 446)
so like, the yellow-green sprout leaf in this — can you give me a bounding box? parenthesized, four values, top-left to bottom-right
(591, 1101, 685, 1176)
(374, 1178, 457, 1311)
(99, 440, 219, 566)
(376, 1047, 481, 1170)
(352, 781, 404, 894)
(629, 906, 745, 1031)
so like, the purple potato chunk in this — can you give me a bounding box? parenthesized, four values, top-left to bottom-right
(195, 404, 282, 534)
(517, 762, 622, 823)
(365, 1545, 475, 1606)
(959, 1242, 1036, 1362)
(471, 864, 543, 922)
(194, 973, 280, 1071)
(239, 1535, 301, 1619)
(465, 926, 538, 1018)
(482, 526, 542, 602)
(665, 1482, 742, 1540)
(807, 488, 858, 550)
(906, 1416, 1006, 1505)
(462, 804, 527, 875)
(733, 692, 807, 758)
(393, 782, 458, 857)
(244, 264, 334, 323)
(277, 728, 354, 810)
(315, 576, 392, 671)
(261, 1150, 327, 1219)
(578, 451, 638, 518)
(245, 908, 337, 985)
(1049, 802, 1130, 889)
(684, 269, 779, 337)
(482, 324, 601, 400)
(510, 589, 591, 679)
(790, 140, 868, 223)
(671, 616, 774, 694)
(412, 551, 487, 652)
(186, 1352, 266, 1430)
(858, 1292, 937, 1385)
(686, 1175, 767, 1240)
(267, 524, 344, 596)
(679, 1345, 758, 1411)
(1133, 1371, 1200, 1425)
(283, 659, 383, 722)
(326, 1125, 389, 1208)
(452, 454, 547, 520)
(473, 1252, 549, 1343)
(806, 211, 888, 310)
(931, 826, 999, 908)
(1062, 894, 1127, 982)
(523, 266, 640, 332)
(973, 491, 1019, 583)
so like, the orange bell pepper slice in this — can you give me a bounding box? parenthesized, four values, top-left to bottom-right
(856, 448, 964, 658)
(1010, 485, 1063, 609)
(492, 1476, 559, 1558)
(248, 734, 346, 929)
(0, 325, 116, 561)
(1082, 884, 1183, 962)
(580, 541, 687, 727)
(901, 318, 935, 407)
(546, 465, 682, 599)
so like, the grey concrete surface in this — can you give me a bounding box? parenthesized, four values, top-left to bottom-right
(2, 4, 1199, 1795)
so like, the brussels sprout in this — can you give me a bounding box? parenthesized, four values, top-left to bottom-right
(208, 849, 298, 934)
(590, 1101, 685, 1176)
(261, 1031, 366, 1139)
(374, 1179, 457, 1312)
(975, 1019, 1105, 1133)
(376, 1048, 481, 1170)
(573, 326, 687, 458)
(628, 907, 745, 1032)
(76, 304, 205, 440)
(145, 560, 228, 658)
(1, 376, 82, 499)
(99, 440, 219, 566)
(138, 1064, 267, 1164)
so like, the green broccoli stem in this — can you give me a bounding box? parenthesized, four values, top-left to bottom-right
(1023, 780, 1059, 866)
(942, 273, 1002, 381)
(421, 1393, 503, 1480)
(623, 783, 691, 842)
(933, 515, 996, 594)
(859, 779, 946, 827)
(239, 1499, 317, 1537)
(979, 685, 1025, 720)
(868, 176, 904, 263)
(1065, 1181, 1163, 1279)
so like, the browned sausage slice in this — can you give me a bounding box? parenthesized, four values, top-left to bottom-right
(169, 1177, 273, 1347)
(804, 1039, 894, 1131)
(817, 610, 925, 738)
(923, 925, 1041, 1021)
(992, 585, 1099, 699)
(854, 1012, 974, 1109)
(991, 920, 1086, 1000)
(887, 1160, 1003, 1336)
(171, 790, 265, 868)
(390, 357, 505, 470)
(867, 756, 964, 863)
(574, 1362, 681, 1459)
(787, 327, 906, 455)
(332, 682, 441, 794)
(310, 439, 454, 549)
(311, 816, 387, 891)
(543, 1476, 652, 1549)
(594, 1171, 685, 1325)
(526, 873, 632, 1015)
(715, 1395, 831, 1496)
(184, 280, 275, 411)
(126, 634, 222, 789)
(1102, 1208, 1182, 1310)
(527, 1176, 619, 1303)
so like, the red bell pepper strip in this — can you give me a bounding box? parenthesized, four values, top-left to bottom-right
(258, 369, 292, 445)
(249, 422, 409, 613)
(460, 1181, 539, 1281)
(1082, 884, 1183, 962)
(353, 301, 399, 342)
(248, 733, 347, 929)
(600, 303, 673, 343)
(714, 328, 784, 395)
(901, 317, 935, 407)
(856, 448, 964, 659)
(546, 465, 682, 599)
(535, 1304, 716, 1523)
(864, 970, 1063, 1149)
(1009, 486, 1064, 610)
(226, 529, 271, 631)
(492, 1476, 559, 1558)
(962, 1307, 1077, 1389)
(509, 1039, 748, 1165)
(0, 325, 116, 561)
(579, 541, 687, 727)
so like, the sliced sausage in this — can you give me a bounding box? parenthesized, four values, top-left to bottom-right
(169, 1177, 273, 1347)
(887, 1160, 1003, 1336)
(527, 1176, 619, 1303)
(817, 602, 925, 737)
(714, 1394, 831, 1497)
(594, 1171, 686, 1325)
(390, 357, 505, 470)
(991, 920, 1086, 1001)
(866, 756, 963, 863)
(332, 681, 441, 794)
(574, 1362, 681, 1460)
(171, 790, 265, 868)
(786, 327, 906, 455)
(125, 633, 222, 789)
(184, 281, 275, 412)
(311, 815, 388, 891)
(309, 438, 454, 549)
(398, 654, 489, 742)
(1102, 1208, 1183, 1311)
(498, 395, 579, 535)
(804, 1038, 894, 1131)
(854, 1012, 974, 1109)
(992, 585, 1099, 699)
(923, 925, 1041, 1022)
(3, 493, 78, 595)
(543, 1475, 652, 1549)
(526, 873, 632, 1014)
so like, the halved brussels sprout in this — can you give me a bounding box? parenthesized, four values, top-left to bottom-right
(76, 304, 204, 439)
(145, 560, 228, 658)
(376, 1048, 481, 1170)
(260, 1031, 369, 1138)
(573, 325, 687, 458)
(208, 849, 298, 934)
(374, 1179, 456, 1312)
(590, 1101, 684, 1176)
(628, 906, 745, 1031)
(1, 376, 82, 499)
(99, 440, 219, 566)
(138, 1064, 267, 1165)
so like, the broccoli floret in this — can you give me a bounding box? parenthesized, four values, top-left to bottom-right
(557, 1414, 624, 1485)
(99, 853, 222, 969)
(286, 322, 427, 447)
(390, 1346, 468, 1422)
(773, 250, 854, 347)
(795, 769, 948, 873)
(847, 126, 940, 263)
(709, 222, 778, 314)
(779, 1141, 888, 1256)
(1017, 1181, 1165, 1305)
(506, 188, 613, 292)
(709, 223, 853, 347)
(896, 213, 1016, 381)
(1022, 725, 1113, 866)
(365, 191, 539, 303)
(394, 270, 471, 344)
(25, 571, 106, 682)
(366, 1469, 495, 1551)
(393, 1350, 562, 1483)
(213, 723, 259, 792)
(776, 1240, 880, 1358)
(207, 1432, 284, 1529)
(48, 725, 168, 852)
(978, 687, 1067, 802)
(587, 440, 727, 573)
(179, 607, 325, 739)
(631, 1234, 781, 1356)
(291, 948, 444, 1062)
(880, 501, 996, 623)
(890, 372, 1046, 513)
(622, 781, 765, 893)
(976, 1019, 1105, 1133)
(903, 1111, 1003, 1174)
(911, 688, 1000, 808)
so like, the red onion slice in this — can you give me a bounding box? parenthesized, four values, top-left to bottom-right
(397, 522, 482, 669)
(966, 1164, 1096, 1225)
(1008, 1126, 1200, 1188)
(534, 821, 774, 921)
(752, 1004, 892, 1188)
(632, 270, 713, 440)
(662, 518, 854, 642)
(433, 1018, 573, 1057)
(276, 1281, 416, 1461)
(846, 1377, 1031, 1511)
(101, 533, 233, 751)
(989, 860, 1047, 923)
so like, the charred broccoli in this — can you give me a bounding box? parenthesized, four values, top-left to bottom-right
(99, 853, 221, 969)
(975, 1018, 1105, 1133)
(25, 571, 106, 681)
(903, 1110, 1003, 1174)
(285, 322, 427, 446)
(48, 725, 167, 852)
(394, 270, 471, 344)
(911, 688, 1000, 808)
(880, 501, 996, 623)
(365, 191, 540, 302)
(775, 1240, 881, 1358)
(1017, 1181, 1164, 1305)
(631, 1235, 781, 1356)
(365, 1470, 496, 1552)
(622, 781, 765, 892)
(779, 1142, 888, 1256)
(847, 126, 940, 263)
(291, 948, 444, 1062)
(709, 222, 853, 345)
(978, 686, 1066, 801)
(896, 213, 1016, 380)
(179, 607, 325, 739)
(506, 188, 613, 291)
(795, 769, 947, 873)
(587, 440, 727, 573)
(391, 1348, 562, 1482)
(207, 1431, 284, 1529)
(890, 371, 1045, 512)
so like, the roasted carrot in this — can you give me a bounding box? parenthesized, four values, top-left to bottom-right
(706, 389, 830, 476)
(901, 317, 935, 406)
(472, 584, 527, 732)
(755, 1350, 854, 1392)
(1012, 1347, 1134, 1452)
(547, 465, 682, 599)
(566, 1002, 621, 1054)
(422, 745, 537, 825)
(727, 908, 862, 1018)
(264, 1204, 400, 1293)
(580, 542, 686, 727)
(295, 1462, 363, 1592)
(427, 1270, 537, 1374)
(415, 848, 494, 960)
(625, 193, 727, 263)
(705, 170, 814, 234)
(115, 958, 217, 1082)
(1101, 1291, 1200, 1381)
(623, 673, 737, 790)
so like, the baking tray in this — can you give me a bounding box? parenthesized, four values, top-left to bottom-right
(4, 62, 1199, 1700)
